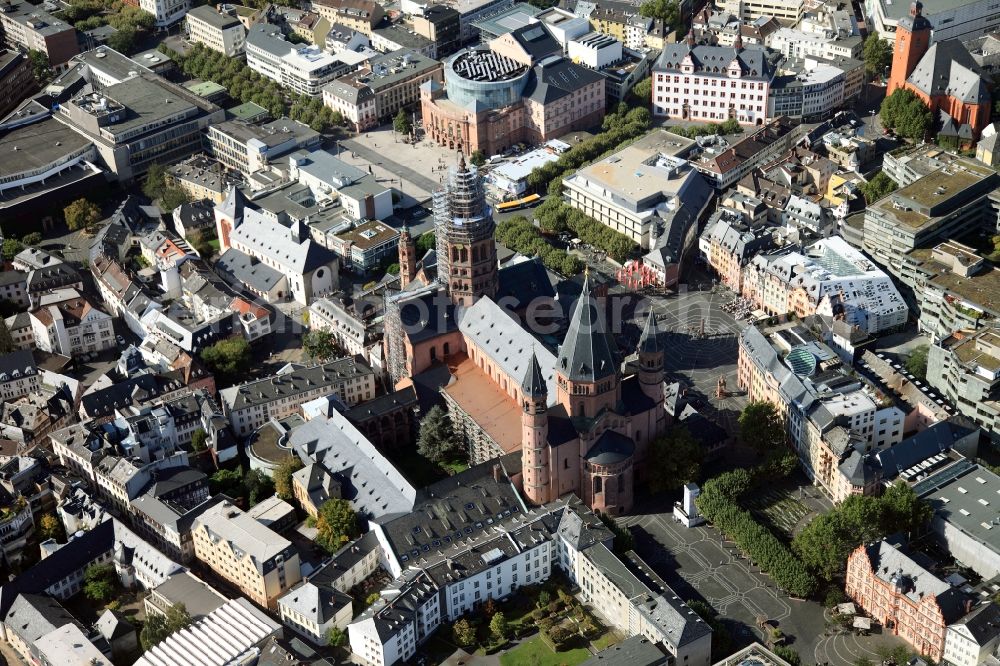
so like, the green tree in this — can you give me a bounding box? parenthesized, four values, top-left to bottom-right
(161, 187, 189, 212)
(630, 76, 652, 104)
(773, 646, 801, 665)
(84, 563, 117, 603)
(453, 618, 477, 648)
(140, 614, 170, 651)
(107, 26, 137, 54)
(190, 230, 213, 258)
(191, 428, 208, 452)
(1, 239, 23, 261)
(326, 626, 347, 647)
(862, 36, 891, 80)
(469, 150, 486, 167)
(302, 330, 339, 361)
(315, 498, 360, 552)
(27, 49, 52, 85)
(275, 456, 304, 501)
(244, 469, 274, 506)
(140, 603, 191, 651)
(417, 405, 464, 464)
(793, 482, 932, 580)
(38, 513, 65, 542)
(489, 611, 508, 642)
(210, 468, 244, 497)
(647, 425, 703, 493)
(200, 337, 252, 386)
(416, 232, 436, 254)
(860, 171, 898, 203)
(880, 88, 932, 142)
(21, 232, 42, 246)
(905, 344, 929, 380)
(64, 198, 101, 231)
(738, 402, 785, 454)
(639, 0, 681, 34)
(143, 162, 168, 200)
(393, 109, 412, 137)
(0, 318, 15, 354)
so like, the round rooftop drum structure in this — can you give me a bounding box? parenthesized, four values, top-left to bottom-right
(444, 46, 530, 112)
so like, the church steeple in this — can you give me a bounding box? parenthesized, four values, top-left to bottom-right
(637, 309, 665, 403)
(522, 351, 547, 400)
(557, 273, 617, 384)
(521, 350, 550, 505)
(556, 273, 620, 420)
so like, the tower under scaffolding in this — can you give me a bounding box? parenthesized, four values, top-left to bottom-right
(434, 154, 498, 306)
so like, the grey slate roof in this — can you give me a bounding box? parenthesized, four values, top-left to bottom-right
(654, 43, 778, 81)
(523, 55, 604, 104)
(216, 248, 285, 292)
(581, 636, 667, 666)
(0, 350, 36, 379)
(638, 309, 662, 354)
(907, 40, 988, 104)
(508, 23, 561, 62)
(557, 274, 617, 382)
(522, 352, 547, 398)
(458, 296, 557, 403)
(585, 429, 634, 464)
(953, 601, 1000, 645)
(279, 580, 351, 626)
(862, 539, 970, 624)
(220, 357, 374, 412)
(288, 411, 416, 519)
(874, 417, 978, 480)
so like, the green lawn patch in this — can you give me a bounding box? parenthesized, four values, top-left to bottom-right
(744, 487, 811, 538)
(591, 629, 622, 651)
(499, 636, 591, 666)
(208, 238, 220, 252)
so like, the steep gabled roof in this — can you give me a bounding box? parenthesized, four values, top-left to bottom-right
(557, 274, 617, 382)
(907, 40, 989, 104)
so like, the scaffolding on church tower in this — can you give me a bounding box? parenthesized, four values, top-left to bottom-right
(434, 156, 496, 291)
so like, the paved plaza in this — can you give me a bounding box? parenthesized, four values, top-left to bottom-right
(623, 506, 910, 665)
(336, 124, 466, 205)
(641, 282, 749, 436)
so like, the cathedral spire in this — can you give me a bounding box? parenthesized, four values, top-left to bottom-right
(557, 274, 617, 383)
(522, 351, 547, 399)
(638, 308, 663, 354)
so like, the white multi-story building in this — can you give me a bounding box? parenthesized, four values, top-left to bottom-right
(28, 289, 114, 358)
(768, 62, 848, 121)
(766, 28, 862, 61)
(247, 23, 347, 97)
(720, 0, 804, 22)
(352, 498, 713, 666)
(652, 40, 778, 125)
(566, 31, 621, 69)
(205, 117, 321, 178)
(219, 356, 377, 437)
(742, 236, 908, 335)
(139, 0, 188, 28)
(186, 5, 246, 56)
(0, 351, 40, 402)
(322, 49, 443, 132)
(943, 602, 1000, 666)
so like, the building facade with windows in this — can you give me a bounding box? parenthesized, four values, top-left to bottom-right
(185, 5, 246, 56)
(191, 498, 302, 610)
(652, 37, 780, 124)
(219, 356, 377, 437)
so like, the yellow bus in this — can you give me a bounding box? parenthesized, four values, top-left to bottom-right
(495, 193, 541, 212)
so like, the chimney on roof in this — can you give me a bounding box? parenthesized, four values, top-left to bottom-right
(492, 463, 503, 482)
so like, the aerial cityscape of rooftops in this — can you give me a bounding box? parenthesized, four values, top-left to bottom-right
(5, 0, 1000, 662)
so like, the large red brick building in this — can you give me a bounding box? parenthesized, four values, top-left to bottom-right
(846, 539, 972, 661)
(886, 1, 990, 143)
